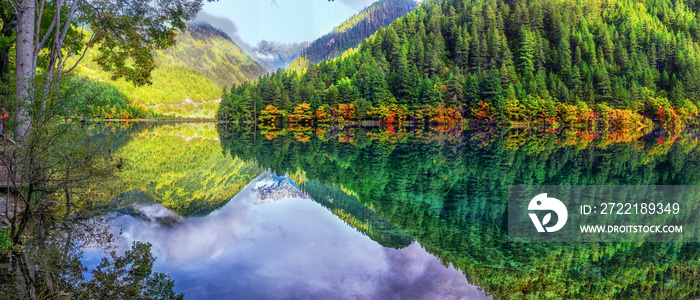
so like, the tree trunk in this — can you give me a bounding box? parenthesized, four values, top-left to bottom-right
(14, 0, 36, 140)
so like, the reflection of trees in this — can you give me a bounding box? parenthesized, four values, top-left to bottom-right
(0, 217, 182, 299)
(100, 122, 264, 216)
(219, 124, 700, 299)
(301, 180, 415, 249)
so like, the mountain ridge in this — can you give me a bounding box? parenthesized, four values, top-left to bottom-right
(288, 0, 418, 71)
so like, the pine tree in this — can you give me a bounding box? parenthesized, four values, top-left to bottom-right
(518, 28, 535, 74)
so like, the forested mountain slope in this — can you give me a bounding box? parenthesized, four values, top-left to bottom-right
(222, 0, 700, 129)
(156, 23, 268, 87)
(288, 0, 418, 70)
(73, 22, 266, 119)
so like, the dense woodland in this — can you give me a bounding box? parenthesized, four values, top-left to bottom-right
(219, 124, 700, 299)
(288, 0, 418, 69)
(221, 0, 700, 129)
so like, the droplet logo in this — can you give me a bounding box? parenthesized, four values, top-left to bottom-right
(528, 193, 568, 233)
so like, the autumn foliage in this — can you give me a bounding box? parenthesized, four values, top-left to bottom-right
(471, 101, 493, 121)
(289, 103, 314, 124)
(367, 104, 407, 124)
(258, 105, 283, 124)
(338, 104, 357, 120)
(429, 105, 462, 124)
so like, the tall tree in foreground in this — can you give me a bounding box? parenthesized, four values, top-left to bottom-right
(1, 0, 221, 247)
(7, 0, 217, 138)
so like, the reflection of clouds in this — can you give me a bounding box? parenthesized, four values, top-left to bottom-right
(114, 175, 490, 299)
(133, 204, 183, 223)
(117, 188, 258, 267)
(376, 245, 488, 300)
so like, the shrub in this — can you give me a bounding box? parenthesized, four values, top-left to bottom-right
(429, 105, 462, 124)
(471, 101, 494, 121)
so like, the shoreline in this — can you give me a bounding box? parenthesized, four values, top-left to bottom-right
(89, 118, 218, 122)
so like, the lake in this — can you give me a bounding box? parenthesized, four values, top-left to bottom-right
(75, 122, 700, 298)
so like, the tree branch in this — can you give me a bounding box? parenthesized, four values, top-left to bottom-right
(33, 0, 46, 49)
(34, 0, 57, 58)
(42, 0, 81, 96)
(61, 28, 100, 75)
(57, 0, 81, 47)
(7, 0, 18, 14)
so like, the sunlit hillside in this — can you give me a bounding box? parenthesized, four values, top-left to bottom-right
(155, 23, 267, 87)
(71, 23, 266, 119)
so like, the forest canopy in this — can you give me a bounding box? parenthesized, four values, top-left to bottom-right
(220, 0, 700, 129)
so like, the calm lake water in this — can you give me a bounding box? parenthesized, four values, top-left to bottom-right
(80, 122, 700, 299)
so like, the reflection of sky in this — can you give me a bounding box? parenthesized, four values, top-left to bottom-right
(85, 181, 490, 299)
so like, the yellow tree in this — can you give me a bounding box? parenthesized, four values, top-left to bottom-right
(258, 104, 281, 125)
(290, 103, 313, 124)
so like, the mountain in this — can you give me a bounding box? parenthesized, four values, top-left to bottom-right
(71, 22, 266, 119)
(155, 22, 267, 87)
(254, 40, 309, 72)
(222, 0, 700, 129)
(288, 0, 418, 71)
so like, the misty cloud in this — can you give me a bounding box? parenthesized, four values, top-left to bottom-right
(193, 11, 308, 71)
(194, 11, 259, 62)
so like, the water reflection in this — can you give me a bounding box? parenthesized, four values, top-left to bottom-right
(218, 124, 700, 299)
(100, 172, 488, 299)
(80, 122, 700, 299)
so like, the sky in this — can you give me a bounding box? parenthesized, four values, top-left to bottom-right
(196, 0, 380, 48)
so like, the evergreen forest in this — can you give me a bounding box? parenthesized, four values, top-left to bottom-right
(221, 0, 700, 131)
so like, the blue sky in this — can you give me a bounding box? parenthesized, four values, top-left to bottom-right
(198, 0, 380, 46)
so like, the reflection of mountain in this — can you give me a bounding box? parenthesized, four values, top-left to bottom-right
(219, 125, 700, 300)
(105, 123, 264, 216)
(109, 175, 485, 299)
(251, 172, 310, 204)
(243, 170, 414, 249)
(300, 180, 414, 250)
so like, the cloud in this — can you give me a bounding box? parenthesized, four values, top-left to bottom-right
(107, 173, 491, 299)
(254, 51, 277, 62)
(194, 11, 258, 61)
